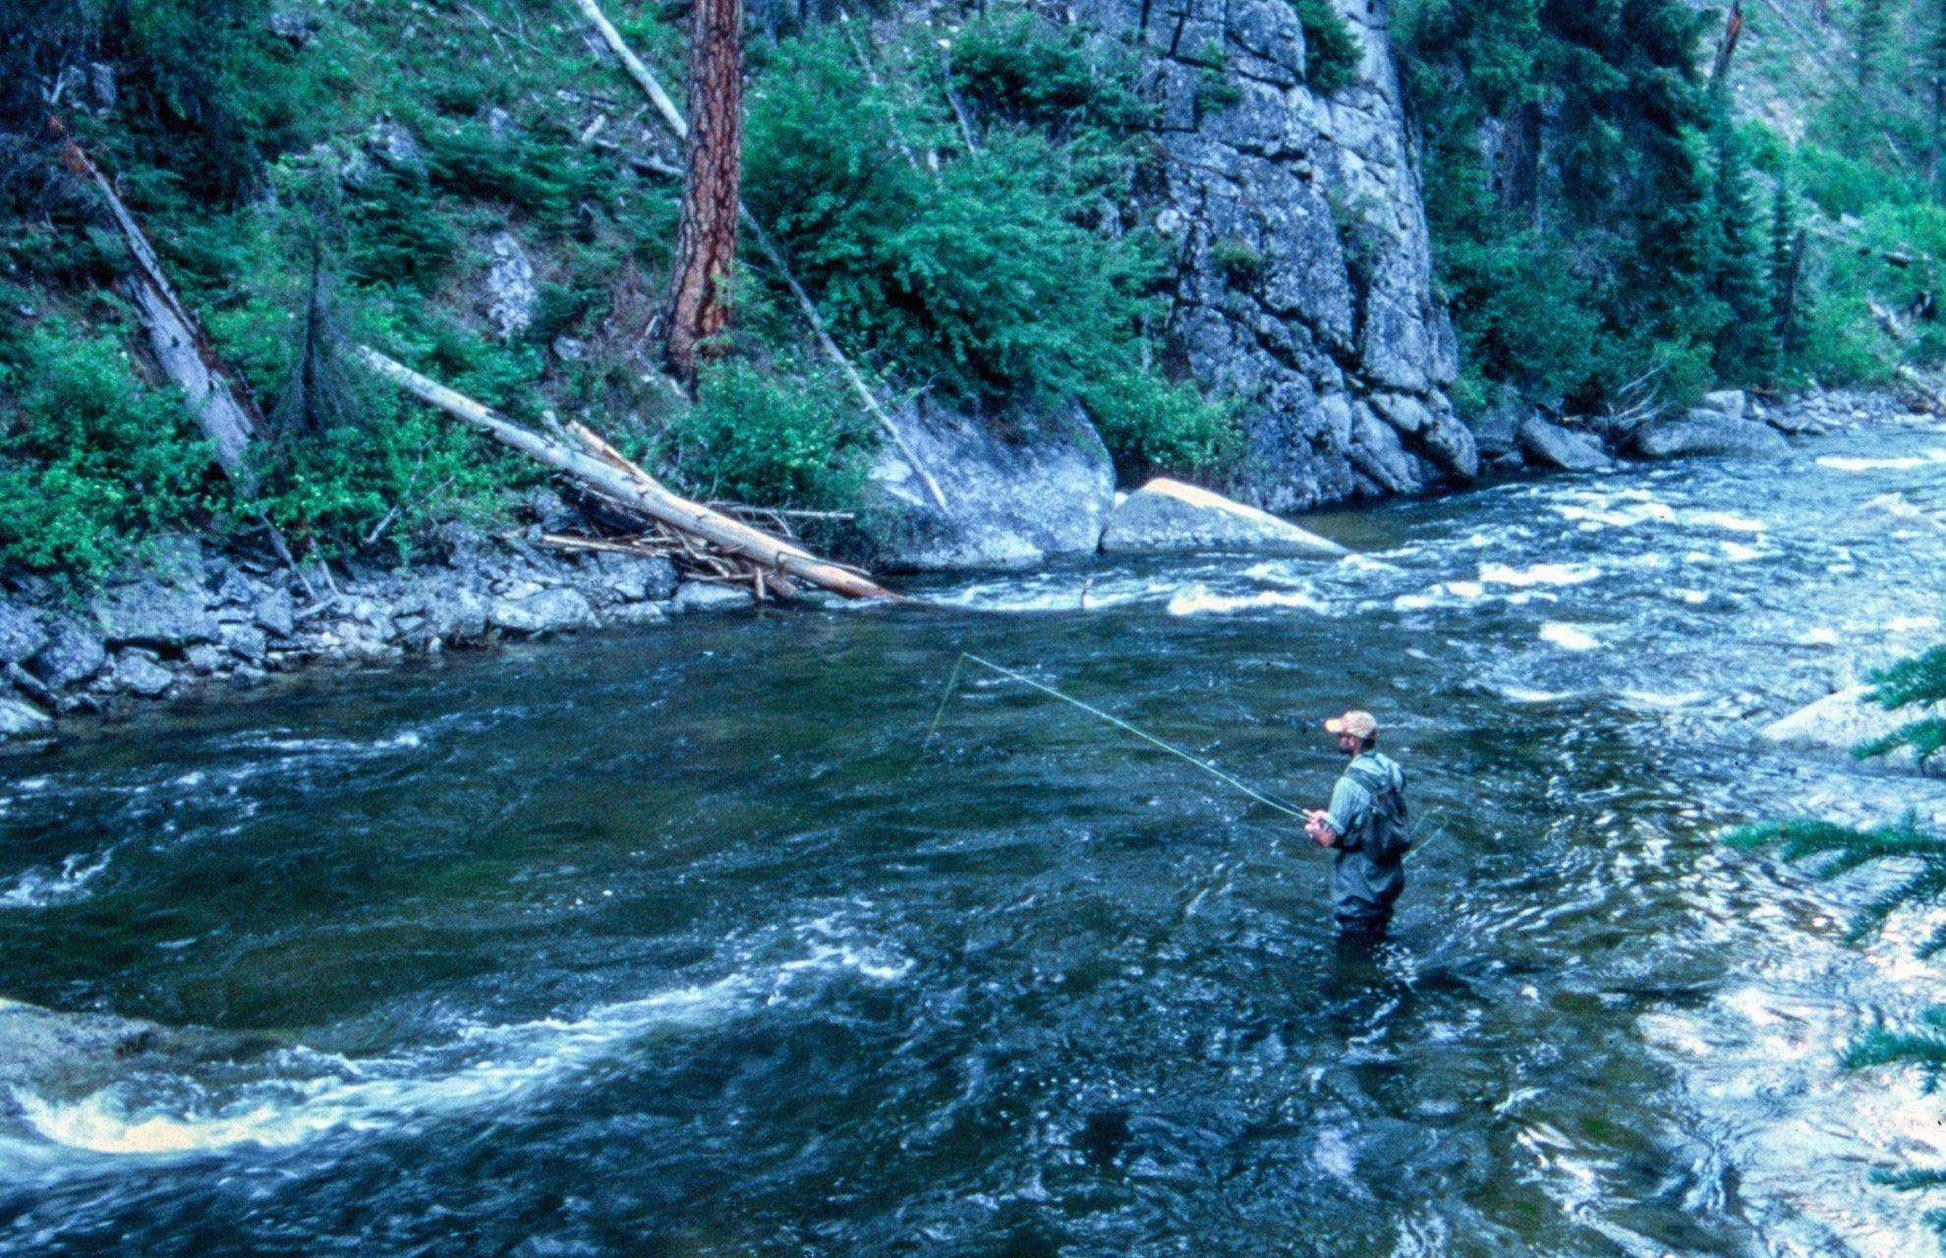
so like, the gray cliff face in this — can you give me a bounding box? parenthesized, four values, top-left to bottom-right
(1082, 0, 1474, 510)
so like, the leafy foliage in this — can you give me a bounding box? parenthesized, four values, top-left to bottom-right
(744, 15, 1233, 472)
(1294, 0, 1361, 94)
(661, 358, 871, 509)
(0, 311, 218, 576)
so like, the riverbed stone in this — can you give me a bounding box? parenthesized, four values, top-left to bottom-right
(112, 649, 177, 698)
(1633, 414, 1789, 460)
(489, 588, 599, 636)
(1518, 417, 1613, 472)
(255, 588, 296, 639)
(862, 401, 1116, 571)
(0, 601, 49, 664)
(92, 581, 220, 650)
(1757, 684, 1945, 766)
(185, 644, 230, 674)
(0, 696, 53, 737)
(592, 551, 677, 603)
(671, 582, 752, 613)
(28, 618, 107, 688)
(1101, 478, 1348, 558)
(221, 622, 269, 663)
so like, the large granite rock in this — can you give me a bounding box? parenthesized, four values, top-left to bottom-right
(1758, 685, 1944, 766)
(91, 581, 220, 650)
(28, 618, 107, 688)
(1102, 478, 1347, 557)
(671, 581, 752, 613)
(0, 696, 53, 738)
(488, 588, 599, 636)
(1071, 0, 1466, 509)
(0, 601, 49, 664)
(1633, 411, 1789, 461)
(1518, 416, 1612, 472)
(862, 401, 1117, 571)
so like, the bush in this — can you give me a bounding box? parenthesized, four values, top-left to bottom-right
(1084, 369, 1237, 481)
(1295, 0, 1362, 93)
(660, 358, 871, 509)
(0, 315, 218, 577)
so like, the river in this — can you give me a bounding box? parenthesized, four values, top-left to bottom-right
(3, 418, 1946, 1256)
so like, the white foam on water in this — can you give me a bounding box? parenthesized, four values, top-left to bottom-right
(1889, 615, 1942, 635)
(1669, 588, 1709, 604)
(1477, 562, 1601, 588)
(0, 851, 112, 910)
(15, 934, 909, 1159)
(1817, 449, 1946, 472)
(1165, 584, 1328, 617)
(1719, 541, 1765, 563)
(1539, 623, 1601, 651)
(1498, 686, 1573, 704)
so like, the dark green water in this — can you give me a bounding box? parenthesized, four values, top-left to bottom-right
(4, 422, 1946, 1256)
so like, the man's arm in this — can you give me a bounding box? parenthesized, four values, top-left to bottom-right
(1308, 776, 1366, 849)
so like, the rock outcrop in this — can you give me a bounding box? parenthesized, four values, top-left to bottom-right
(1758, 685, 1943, 767)
(1518, 416, 1612, 472)
(1102, 477, 1347, 556)
(1078, 0, 1471, 509)
(863, 401, 1117, 571)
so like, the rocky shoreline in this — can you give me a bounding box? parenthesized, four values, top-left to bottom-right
(0, 386, 1923, 745)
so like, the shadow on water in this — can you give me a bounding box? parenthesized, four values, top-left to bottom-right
(3, 420, 1946, 1253)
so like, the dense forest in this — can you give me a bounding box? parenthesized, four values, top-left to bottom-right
(1, 0, 1943, 579)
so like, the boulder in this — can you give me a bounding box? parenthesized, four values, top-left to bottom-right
(0, 601, 49, 664)
(671, 582, 752, 614)
(861, 401, 1116, 571)
(1633, 413, 1789, 460)
(591, 551, 677, 603)
(1101, 478, 1348, 558)
(485, 231, 537, 342)
(488, 588, 599, 636)
(423, 586, 491, 644)
(0, 697, 53, 738)
(221, 623, 269, 664)
(112, 650, 176, 698)
(184, 644, 230, 674)
(92, 581, 220, 650)
(1758, 685, 1945, 765)
(255, 587, 296, 639)
(0, 999, 192, 1097)
(1694, 389, 1748, 423)
(1518, 417, 1613, 472)
(28, 618, 107, 688)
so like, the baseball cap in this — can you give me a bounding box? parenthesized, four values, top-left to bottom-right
(1324, 709, 1378, 738)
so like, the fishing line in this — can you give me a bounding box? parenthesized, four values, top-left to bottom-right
(923, 653, 1308, 819)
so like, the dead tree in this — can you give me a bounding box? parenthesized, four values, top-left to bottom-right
(662, 0, 744, 386)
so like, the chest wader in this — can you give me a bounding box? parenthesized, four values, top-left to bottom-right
(1333, 762, 1410, 936)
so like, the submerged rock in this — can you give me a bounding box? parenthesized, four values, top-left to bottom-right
(1101, 478, 1347, 558)
(862, 402, 1115, 571)
(1758, 685, 1943, 766)
(671, 582, 751, 613)
(1518, 417, 1612, 472)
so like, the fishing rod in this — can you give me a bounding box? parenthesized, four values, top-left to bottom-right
(923, 653, 1453, 862)
(924, 652, 1308, 817)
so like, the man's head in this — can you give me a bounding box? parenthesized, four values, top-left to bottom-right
(1324, 709, 1378, 755)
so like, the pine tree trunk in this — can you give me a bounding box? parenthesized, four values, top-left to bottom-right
(662, 0, 744, 387)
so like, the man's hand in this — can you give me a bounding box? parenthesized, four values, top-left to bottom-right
(1305, 810, 1338, 848)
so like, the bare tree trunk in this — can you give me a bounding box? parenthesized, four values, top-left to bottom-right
(662, 0, 744, 386)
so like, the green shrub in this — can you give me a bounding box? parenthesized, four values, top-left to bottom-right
(661, 358, 871, 509)
(0, 315, 218, 577)
(1210, 237, 1266, 286)
(1084, 369, 1237, 481)
(1295, 0, 1362, 93)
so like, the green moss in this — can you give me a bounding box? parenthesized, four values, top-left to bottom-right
(1295, 0, 1361, 94)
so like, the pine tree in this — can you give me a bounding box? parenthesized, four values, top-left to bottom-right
(1707, 114, 1777, 383)
(1859, 643, 1946, 765)
(1857, 0, 1894, 88)
(1769, 179, 1805, 366)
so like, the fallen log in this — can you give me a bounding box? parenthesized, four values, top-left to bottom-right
(50, 117, 261, 477)
(570, 0, 949, 513)
(354, 345, 900, 601)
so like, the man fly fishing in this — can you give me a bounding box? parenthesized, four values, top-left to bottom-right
(1304, 709, 1411, 942)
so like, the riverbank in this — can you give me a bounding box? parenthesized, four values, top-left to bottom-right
(0, 386, 1922, 745)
